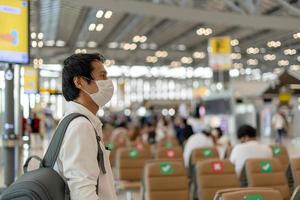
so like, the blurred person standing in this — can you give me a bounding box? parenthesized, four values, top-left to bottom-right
(182, 118, 194, 141)
(55, 53, 117, 200)
(272, 110, 287, 144)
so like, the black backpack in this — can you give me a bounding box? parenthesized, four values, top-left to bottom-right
(1, 113, 106, 200)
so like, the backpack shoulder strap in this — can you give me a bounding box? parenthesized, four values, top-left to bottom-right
(42, 113, 87, 168)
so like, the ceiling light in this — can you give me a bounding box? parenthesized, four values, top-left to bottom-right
(88, 23, 96, 31)
(96, 24, 104, 31)
(196, 28, 212, 36)
(123, 43, 131, 50)
(130, 43, 137, 50)
(246, 47, 259, 54)
(293, 32, 300, 39)
(31, 32, 36, 39)
(38, 59, 43, 65)
(87, 41, 98, 48)
(81, 49, 87, 54)
(133, 35, 140, 43)
(108, 42, 118, 49)
(75, 49, 81, 54)
(105, 59, 115, 66)
(278, 60, 289, 66)
(146, 56, 158, 63)
(297, 56, 300, 62)
(193, 51, 206, 59)
(38, 41, 43, 48)
(233, 63, 243, 69)
(33, 59, 38, 65)
(181, 56, 193, 64)
(140, 36, 147, 43)
(45, 40, 55, 47)
(38, 33, 44, 40)
(284, 49, 297, 55)
(104, 10, 113, 19)
(170, 61, 181, 67)
(267, 41, 281, 48)
(264, 54, 276, 61)
(96, 10, 104, 18)
(155, 50, 168, 58)
(231, 39, 239, 46)
(247, 59, 258, 65)
(231, 53, 241, 59)
(56, 40, 66, 47)
(31, 41, 37, 48)
(178, 44, 186, 51)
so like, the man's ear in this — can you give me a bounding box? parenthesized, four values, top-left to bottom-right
(73, 76, 82, 89)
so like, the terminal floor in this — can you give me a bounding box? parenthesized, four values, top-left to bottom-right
(1, 137, 300, 199)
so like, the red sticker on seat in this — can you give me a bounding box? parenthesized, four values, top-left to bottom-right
(167, 150, 175, 158)
(136, 143, 144, 150)
(211, 161, 224, 173)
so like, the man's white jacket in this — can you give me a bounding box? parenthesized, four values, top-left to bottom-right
(54, 101, 117, 200)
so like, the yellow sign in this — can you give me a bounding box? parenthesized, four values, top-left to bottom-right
(24, 67, 38, 93)
(209, 37, 232, 54)
(0, 0, 29, 64)
(279, 92, 292, 104)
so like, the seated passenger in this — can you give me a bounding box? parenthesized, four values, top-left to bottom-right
(183, 129, 214, 167)
(229, 124, 273, 176)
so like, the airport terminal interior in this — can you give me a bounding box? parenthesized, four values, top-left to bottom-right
(2, 0, 300, 199)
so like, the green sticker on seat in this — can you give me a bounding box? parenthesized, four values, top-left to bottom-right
(244, 195, 262, 200)
(165, 142, 173, 148)
(128, 148, 139, 158)
(272, 146, 282, 156)
(260, 161, 272, 173)
(106, 143, 114, 150)
(202, 148, 213, 158)
(160, 162, 174, 175)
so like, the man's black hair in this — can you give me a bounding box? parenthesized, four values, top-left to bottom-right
(62, 53, 105, 101)
(237, 124, 256, 139)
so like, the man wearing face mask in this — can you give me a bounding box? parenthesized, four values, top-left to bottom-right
(54, 53, 117, 200)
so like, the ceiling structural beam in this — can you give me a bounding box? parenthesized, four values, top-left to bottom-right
(157, 24, 201, 49)
(275, 0, 300, 17)
(67, 0, 300, 30)
(67, 7, 90, 49)
(224, 0, 247, 14)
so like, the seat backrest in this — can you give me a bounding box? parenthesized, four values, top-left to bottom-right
(116, 147, 152, 181)
(143, 160, 189, 200)
(195, 159, 240, 200)
(157, 137, 180, 148)
(155, 147, 183, 160)
(291, 186, 300, 200)
(216, 188, 283, 200)
(290, 158, 300, 189)
(270, 145, 289, 171)
(190, 147, 220, 167)
(245, 158, 290, 200)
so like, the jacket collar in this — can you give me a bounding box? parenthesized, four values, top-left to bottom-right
(65, 101, 103, 132)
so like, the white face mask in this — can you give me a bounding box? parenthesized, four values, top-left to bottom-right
(82, 79, 114, 107)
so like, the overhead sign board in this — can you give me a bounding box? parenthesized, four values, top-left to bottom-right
(0, 0, 29, 64)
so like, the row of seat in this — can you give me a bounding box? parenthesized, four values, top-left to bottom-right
(142, 159, 300, 200)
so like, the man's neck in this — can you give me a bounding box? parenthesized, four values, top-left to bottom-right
(74, 97, 99, 115)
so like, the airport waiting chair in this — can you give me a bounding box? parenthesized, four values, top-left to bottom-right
(214, 187, 283, 200)
(193, 159, 240, 200)
(142, 160, 189, 200)
(115, 147, 152, 193)
(157, 137, 180, 148)
(287, 157, 300, 190)
(291, 186, 300, 200)
(241, 158, 290, 200)
(189, 147, 219, 176)
(270, 145, 290, 171)
(155, 146, 183, 160)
